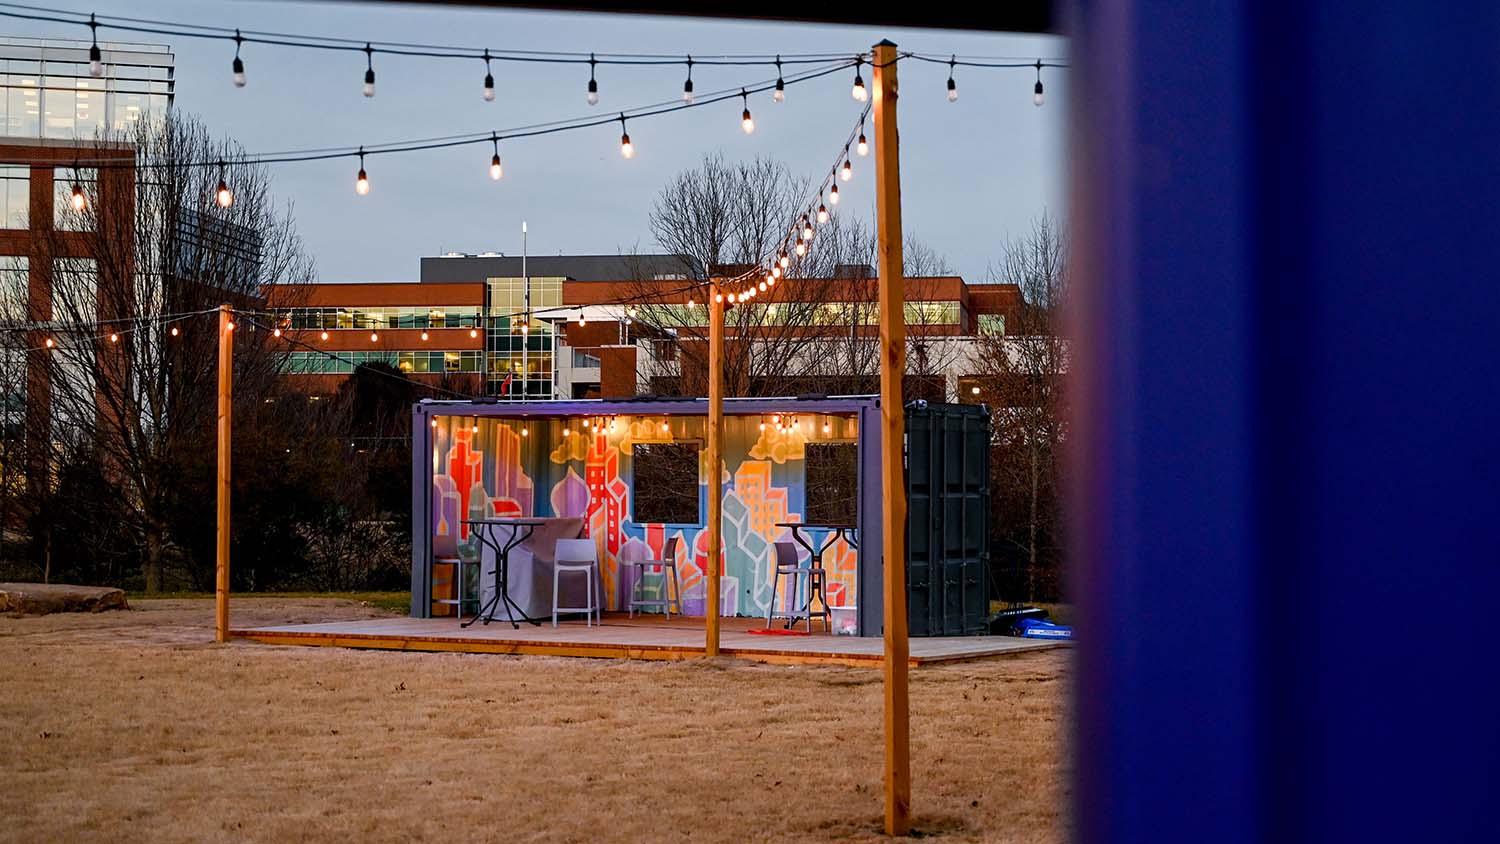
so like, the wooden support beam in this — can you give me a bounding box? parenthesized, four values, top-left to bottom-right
(872, 39, 911, 836)
(705, 284, 724, 656)
(215, 303, 233, 643)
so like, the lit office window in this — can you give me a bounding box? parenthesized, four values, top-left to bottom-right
(0, 165, 28, 229)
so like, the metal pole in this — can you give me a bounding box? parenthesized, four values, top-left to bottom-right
(215, 303, 233, 643)
(705, 282, 724, 656)
(872, 39, 911, 836)
(522, 221, 529, 399)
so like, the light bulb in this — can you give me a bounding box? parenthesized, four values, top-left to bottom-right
(829, 184, 839, 205)
(587, 80, 599, 105)
(490, 154, 503, 181)
(171, 327, 180, 337)
(773, 79, 785, 102)
(742, 108, 754, 134)
(817, 204, 829, 224)
(563, 428, 572, 437)
(779, 252, 789, 269)
(522, 427, 529, 437)
(216, 179, 233, 208)
(483, 73, 495, 102)
(226, 322, 235, 332)
(823, 422, 831, 434)
(1034, 80, 1045, 107)
(841, 159, 852, 182)
(520, 320, 529, 335)
(948, 76, 958, 102)
(759, 281, 768, 292)
(420, 330, 428, 341)
(682, 63, 694, 103)
(356, 168, 369, 195)
(857, 133, 868, 156)
(660, 422, 669, 433)
(363, 69, 375, 98)
(370, 332, 379, 342)
(70, 184, 86, 212)
(431, 419, 438, 428)
(320, 330, 329, 340)
(620, 131, 633, 159)
(971, 385, 981, 395)
(795, 241, 806, 257)
(469, 328, 479, 338)
(89, 44, 102, 78)
(759, 421, 766, 431)
(471, 424, 479, 434)
(852, 68, 867, 102)
(687, 296, 695, 308)
(727, 293, 736, 304)
(233, 57, 246, 88)
(109, 333, 118, 343)
(772, 266, 782, 279)
(714, 293, 723, 303)
(45, 337, 54, 348)
(273, 327, 282, 337)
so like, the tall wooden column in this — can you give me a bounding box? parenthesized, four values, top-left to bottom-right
(215, 303, 233, 643)
(872, 39, 911, 836)
(705, 284, 724, 656)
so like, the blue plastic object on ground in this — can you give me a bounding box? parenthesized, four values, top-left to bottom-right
(1014, 618, 1074, 640)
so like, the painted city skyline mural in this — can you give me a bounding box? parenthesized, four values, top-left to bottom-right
(429, 414, 859, 617)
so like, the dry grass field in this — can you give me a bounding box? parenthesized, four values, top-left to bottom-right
(0, 598, 1070, 844)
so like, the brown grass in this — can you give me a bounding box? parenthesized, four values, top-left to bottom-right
(0, 598, 1070, 843)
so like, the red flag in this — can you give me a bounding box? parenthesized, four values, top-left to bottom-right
(499, 371, 514, 395)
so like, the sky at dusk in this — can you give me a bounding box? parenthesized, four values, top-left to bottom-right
(7, 1, 1067, 282)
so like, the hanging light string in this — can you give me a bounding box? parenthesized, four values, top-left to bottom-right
(42, 58, 859, 172)
(0, 3, 862, 66)
(0, 306, 225, 354)
(717, 102, 872, 302)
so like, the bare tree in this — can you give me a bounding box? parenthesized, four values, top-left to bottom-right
(974, 212, 1069, 600)
(24, 111, 314, 591)
(628, 152, 966, 399)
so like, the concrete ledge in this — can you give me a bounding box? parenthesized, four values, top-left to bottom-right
(0, 583, 129, 615)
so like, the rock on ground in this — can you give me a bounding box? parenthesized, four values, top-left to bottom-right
(0, 583, 129, 615)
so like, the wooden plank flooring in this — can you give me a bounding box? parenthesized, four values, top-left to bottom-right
(233, 614, 1062, 667)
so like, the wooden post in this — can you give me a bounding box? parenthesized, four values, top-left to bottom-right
(872, 40, 911, 836)
(215, 303, 233, 643)
(705, 283, 724, 656)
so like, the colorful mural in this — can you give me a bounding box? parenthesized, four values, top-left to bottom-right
(429, 413, 859, 618)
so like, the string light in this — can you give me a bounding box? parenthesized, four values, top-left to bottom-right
(773, 57, 785, 102)
(681, 56, 694, 104)
(274, 327, 283, 337)
(857, 128, 868, 156)
(576, 310, 586, 327)
(482, 49, 496, 102)
(817, 203, 829, 224)
(563, 427, 572, 437)
(226, 321, 236, 331)
(829, 183, 839, 205)
(431, 418, 438, 428)
(362, 44, 376, 97)
(1034, 60, 1045, 106)
(44, 337, 54, 348)
(521, 426, 529, 437)
(489, 133, 503, 181)
(771, 265, 782, 279)
(947, 56, 959, 102)
(823, 420, 832, 434)
(795, 241, 806, 257)
(779, 251, 789, 269)
(802, 218, 814, 241)
(215, 162, 233, 208)
(740, 90, 754, 134)
(320, 330, 329, 340)
(420, 330, 428, 341)
(841, 158, 852, 181)
(355, 148, 369, 195)
(469, 327, 479, 338)
(109, 332, 118, 342)
(370, 331, 379, 342)
(586, 54, 599, 105)
(87, 14, 102, 77)
(171, 326, 180, 337)
(619, 114, 633, 159)
(231, 30, 246, 87)
(851, 57, 867, 102)
(70, 182, 86, 212)
(714, 293, 723, 304)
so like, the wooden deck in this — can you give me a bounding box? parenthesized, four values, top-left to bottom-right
(233, 613, 1063, 667)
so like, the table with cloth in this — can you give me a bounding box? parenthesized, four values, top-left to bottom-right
(475, 516, 599, 619)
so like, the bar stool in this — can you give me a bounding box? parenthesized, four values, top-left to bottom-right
(766, 540, 829, 632)
(552, 538, 601, 627)
(623, 536, 682, 618)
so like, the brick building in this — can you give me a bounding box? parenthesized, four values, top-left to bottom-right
(269, 252, 1022, 402)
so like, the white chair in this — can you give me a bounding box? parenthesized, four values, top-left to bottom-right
(552, 538, 601, 628)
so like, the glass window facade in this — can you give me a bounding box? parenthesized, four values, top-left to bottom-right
(485, 277, 564, 398)
(0, 255, 27, 321)
(0, 40, 174, 140)
(0, 165, 28, 229)
(274, 306, 483, 330)
(280, 350, 485, 375)
(977, 313, 1006, 335)
(52, 166, 94, 231)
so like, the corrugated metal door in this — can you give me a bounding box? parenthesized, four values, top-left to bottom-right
(905, 402, 991, 636)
